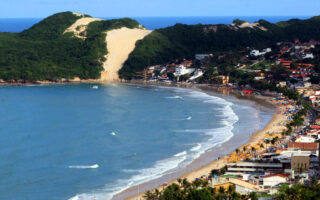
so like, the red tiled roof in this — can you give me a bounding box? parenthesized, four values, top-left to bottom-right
(310, 125, 320, 129)
(288, 142, 318, 150)
(264, 174, 290, 178)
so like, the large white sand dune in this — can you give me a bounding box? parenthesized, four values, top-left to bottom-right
(100, 27, 152, 82)
(65, 13, 152, 82)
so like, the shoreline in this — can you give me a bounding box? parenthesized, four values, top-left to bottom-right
(112, 82, 285, 200)
(1, 80, 285, 200)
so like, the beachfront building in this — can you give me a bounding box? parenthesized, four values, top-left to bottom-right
(173, 65, 195, 77)
(227, 162, 284, 175)
(189, 69, 203, 81)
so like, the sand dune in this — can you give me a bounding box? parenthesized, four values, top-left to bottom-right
(64, 14, 152, 82)
(64, 16, 101, 39)
(100, 27, 152, 82)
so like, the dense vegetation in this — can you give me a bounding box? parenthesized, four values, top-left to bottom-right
(120, 16, 320, 79)
(0, 12, 140, 82)
(143, 177, 320, 200)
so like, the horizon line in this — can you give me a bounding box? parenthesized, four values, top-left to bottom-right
(0, 15, 315, 19)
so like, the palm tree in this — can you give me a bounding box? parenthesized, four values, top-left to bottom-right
(243, 146, 247, 152)
(265, 139, 270, 151)
(177, 178, 183, 187)
(271, 138, 276, 146)
(235, 148, 240, 154)
(251, 147, 256, 157)
(154, 189, 161, 199)
(182, 178, 191, 190)
(143, 190, 154, 200)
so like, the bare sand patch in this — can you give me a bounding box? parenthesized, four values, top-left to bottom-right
(100, 28, 152, 82)
(64, 17, 101, 39)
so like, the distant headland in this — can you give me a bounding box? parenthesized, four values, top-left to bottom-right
(0, 11, 319, 83)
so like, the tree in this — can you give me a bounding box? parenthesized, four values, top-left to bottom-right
(235, 148, 240, 154)
(243, 146, 247, 152)
(260, 144, 264, 149)
(265, 139, 270, 150)
(187, 189, 213, 200)
(248, 192, 258, 200)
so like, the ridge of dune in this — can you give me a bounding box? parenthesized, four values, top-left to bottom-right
(64, 16, 101, 39)
(100, 27, 152, 82)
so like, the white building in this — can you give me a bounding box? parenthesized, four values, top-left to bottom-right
(195, 54, 212, 60)
(189, 69, 203, 81)
(250, 48, 272, 56)
(263, 174, 289, 188)
(174, 65, 195, 77)
(295, 136, 316, 143)
(303, 53, 314, 59)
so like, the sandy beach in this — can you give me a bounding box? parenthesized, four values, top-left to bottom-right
(111, 85, 287, 200)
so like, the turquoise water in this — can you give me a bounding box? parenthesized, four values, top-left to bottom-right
(0, 84, 273, 200)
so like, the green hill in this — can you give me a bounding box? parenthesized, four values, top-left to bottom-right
(119, 16, 320, 79)
(0, 12, 140, 82)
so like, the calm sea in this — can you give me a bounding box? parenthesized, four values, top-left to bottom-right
(0, 16, 312, 32)
(0, 84, 273, 200)
(0, 17, 277, 200)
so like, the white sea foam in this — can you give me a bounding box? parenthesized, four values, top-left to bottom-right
(69, 156, 187, 200)
(166, 95, 183, 99)
(68, 164, 99, 169)
(186, 116, 192, 120)
(174, 151, 187, 157)
(69, 86, 239, 200)
(110, 132, 116, 136)
(190, 143, 202, 151)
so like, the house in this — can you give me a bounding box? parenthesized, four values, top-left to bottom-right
(213, 179, 261, 195)
(277, 81, 287, 87)
(189, 69, 203, 81)
(195, 54, 211, 60)
(263, 174, 289, 188)
(295, 136, 316, 143)
(174, 65, 195, 77)
(250, 48, 271, 56)
(303, 53, 314, 59)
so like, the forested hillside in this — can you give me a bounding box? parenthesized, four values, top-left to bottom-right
(119, 16, 320, 79)
(0, 12, 140, 82)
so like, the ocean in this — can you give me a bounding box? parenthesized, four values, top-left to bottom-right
(0, 17, 278, 200)
(0, 16, 312, 32)
(0, 84, 273, 200)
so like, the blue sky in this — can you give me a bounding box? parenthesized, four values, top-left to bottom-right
(1, 0, 320, 18)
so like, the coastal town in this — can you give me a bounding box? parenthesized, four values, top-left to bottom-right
(132, 39, 320, 199)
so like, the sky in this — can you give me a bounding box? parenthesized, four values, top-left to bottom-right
(1, 0, 320, 18)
